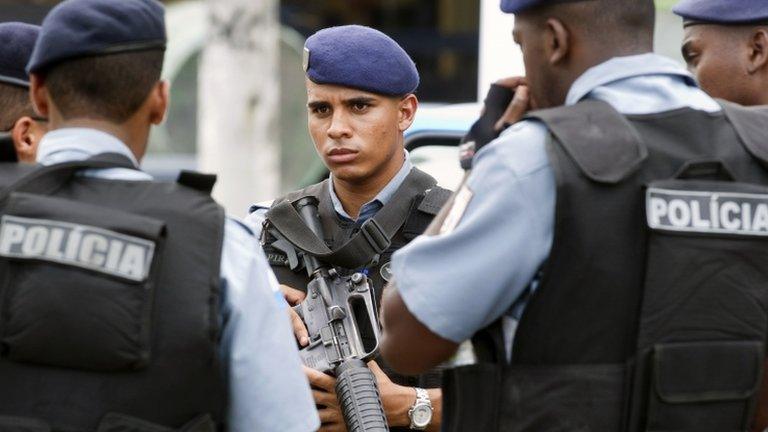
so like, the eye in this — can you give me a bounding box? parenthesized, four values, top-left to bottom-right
(682, 47, 700, 67)
(351, 102, 370, 112)
(311, 105, 331, 116)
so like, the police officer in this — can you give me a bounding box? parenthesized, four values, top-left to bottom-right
(247, 25, 450, 432)
(0, 22, 47, 165)
(674, 0, 768, 106)
(380, 0, 768, 431)
(0, 1, 319, 431)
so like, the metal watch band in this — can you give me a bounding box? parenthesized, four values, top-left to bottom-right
(408, 387, 433, 430)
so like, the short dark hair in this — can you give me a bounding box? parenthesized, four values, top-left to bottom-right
(45, 49, 164, 123)
(530, 0, 656, 49)
(0, 83, 35, 131)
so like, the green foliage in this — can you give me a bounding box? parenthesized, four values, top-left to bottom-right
(656, 0, 677, 11)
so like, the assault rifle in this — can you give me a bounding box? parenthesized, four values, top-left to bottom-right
(288, 196, 389, 432)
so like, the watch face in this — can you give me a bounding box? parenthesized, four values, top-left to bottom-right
(412, 404, 433, 427)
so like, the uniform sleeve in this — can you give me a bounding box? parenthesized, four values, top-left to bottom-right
(219, 218, 320, 432)
(391, 121, 556, 343)
(243, 207, 268, 239)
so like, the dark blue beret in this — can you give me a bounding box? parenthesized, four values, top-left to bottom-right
(500, 0, 587, 14)
(27, 0, 166, 74)
(304, 25, 419, 96)
(674, 0, 768, 24)
(0, 23, 39, 88)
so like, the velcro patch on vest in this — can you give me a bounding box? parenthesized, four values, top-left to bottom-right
(0, 215, 156, 282)
(647, 187, 768, 236)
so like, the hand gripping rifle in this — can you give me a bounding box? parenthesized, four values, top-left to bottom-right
(291, 197, 389, 432)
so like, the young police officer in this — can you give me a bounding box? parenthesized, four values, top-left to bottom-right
(0, 23, 47, 164)
(674, 0, 768, 106)
(0, 1, 319, 431)
(248, 25, 449, 432)
(381, 0, 768, 431)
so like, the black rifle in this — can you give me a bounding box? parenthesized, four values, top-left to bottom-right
(291, 196, 389, 432)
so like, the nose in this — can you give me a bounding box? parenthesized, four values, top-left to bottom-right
(327, 111, 353, 140)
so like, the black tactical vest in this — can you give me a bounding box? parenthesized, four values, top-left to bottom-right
(0, 154, 227, 432)
(260, 168, 450, 418)
(442, 101, 768, 432)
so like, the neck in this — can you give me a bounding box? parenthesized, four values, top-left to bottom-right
(333, 154, 406, 220)
(48, 116, 149, 162)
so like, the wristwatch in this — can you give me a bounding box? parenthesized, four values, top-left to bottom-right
(408, 387, 433, 430)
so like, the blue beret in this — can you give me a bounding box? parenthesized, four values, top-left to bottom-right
(500, 0, 587, 14)
(0, 23, 39, 88)
(674, 0, 768, 24)
(304, 25, 419, 96)
(27, 0, 166, 74)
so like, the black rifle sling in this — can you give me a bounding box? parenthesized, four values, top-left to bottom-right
(0, 152, 139, 198)
(267, 168, 438, 269)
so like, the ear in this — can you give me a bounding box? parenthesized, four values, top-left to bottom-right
(10, 117, 39, 163)
(29, 74, 50, 118)
(397, 94, 418, 132)
(747, 28, 768, 74)
(544, 18, 570, 65)
(148, 80, 170, 125)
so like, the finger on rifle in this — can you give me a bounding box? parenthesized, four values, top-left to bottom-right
(367, 360, 386, 379)
(495, 85, 530, 131)
(494, 76, 527, 90)
(318, 407, 343, 424)
(281, 284, 306, 305)
(318, 423, 346, 432)
(290, 307, 310, 347)
(312, 389, 338, 407)
(304, 366, 337, 391)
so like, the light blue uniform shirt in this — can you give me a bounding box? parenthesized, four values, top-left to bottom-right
(391, 54, 722, 352)
(36, 128, 320, 432)
(246, 152, 413, 236)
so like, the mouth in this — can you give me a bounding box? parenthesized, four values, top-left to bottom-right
(326, 147, 359, 164)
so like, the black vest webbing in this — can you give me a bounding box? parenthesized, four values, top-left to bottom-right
(442, 101, 768, 432)
(0, 155, 227, 432)
(261, 169, 450, 428)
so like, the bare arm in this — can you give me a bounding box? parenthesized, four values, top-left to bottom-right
(380, 281, 459, 375)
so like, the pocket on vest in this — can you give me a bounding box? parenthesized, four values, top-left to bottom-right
(630, 179, 768, 430)
(0, 192, 165, 372)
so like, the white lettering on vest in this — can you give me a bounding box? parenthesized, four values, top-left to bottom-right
(0, 215, 156, 282)
(647, 187, 768, 237)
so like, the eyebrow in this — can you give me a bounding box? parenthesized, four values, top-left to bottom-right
(343, 97, 377, 106)
(307, 100, 330, 110)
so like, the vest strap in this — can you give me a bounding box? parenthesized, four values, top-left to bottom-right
(176, 171, 217, 195)
(267, 168, 438, 269)
(0, 152, 138, 198)
(720, 100, 768, 170)
(526, 99, 648, 184)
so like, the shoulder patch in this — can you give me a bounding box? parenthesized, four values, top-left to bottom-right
(0, 215, 156, 282)
(440, 185, 473, 235)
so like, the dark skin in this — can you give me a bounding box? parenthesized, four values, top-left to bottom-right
(29, 74, 169, 162)
(283, 80, 443, 432)
(682, 23, 768, 106)
(380, 4, 654, 374)
(682, 23, 768, 432)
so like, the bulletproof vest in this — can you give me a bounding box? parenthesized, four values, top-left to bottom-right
(0, 162, 35, 187)
(261, 169, 450, 400)
(442, 101, 768, 432)
(0, 154, 227, 432)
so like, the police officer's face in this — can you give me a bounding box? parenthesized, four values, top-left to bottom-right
(682, 24, 765, 106)
(306, 81, 416, 184)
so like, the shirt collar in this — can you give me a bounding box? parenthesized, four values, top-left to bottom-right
(566, 53, 697, 106)
(329, 150, 413, 221)
(36, 127, 141, 167)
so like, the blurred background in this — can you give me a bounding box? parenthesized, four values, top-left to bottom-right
(0, 0, 686, 215)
